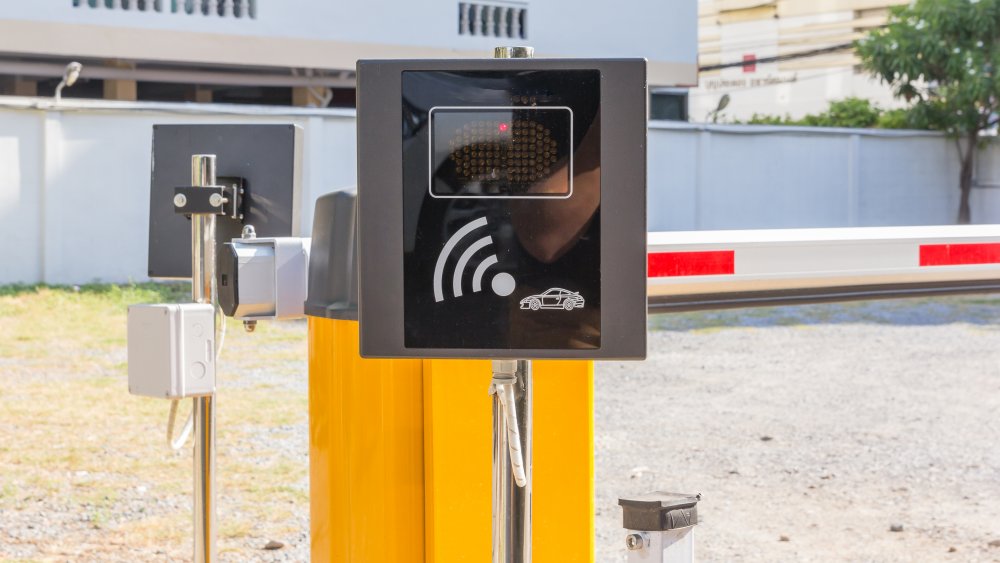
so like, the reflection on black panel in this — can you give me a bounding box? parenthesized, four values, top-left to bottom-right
(430, 107, 572, 198)
(402, 69, 601, 351)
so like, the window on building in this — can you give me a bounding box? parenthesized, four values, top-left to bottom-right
(458, 2, 527, 38)
(650, 90, 689, 121)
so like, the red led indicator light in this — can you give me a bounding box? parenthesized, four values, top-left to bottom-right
(498, 122, 509, 132)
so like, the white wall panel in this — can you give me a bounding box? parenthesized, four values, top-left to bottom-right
(693, 130, 850, 229)
(0, 102, 995, 284)
(856, 135, 959, 226)
(0, 112, 43, 284)
(647, 128, 698, 231)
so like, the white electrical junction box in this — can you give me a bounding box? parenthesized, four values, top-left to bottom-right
(128, 303, 216, 399)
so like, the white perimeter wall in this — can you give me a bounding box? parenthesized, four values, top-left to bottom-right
(649, 121, 1000, 232)
(2, 99, 998, 285)
(0, 99, 356, 285)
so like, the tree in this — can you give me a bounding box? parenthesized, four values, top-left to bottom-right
(857, 0, 1000, 224)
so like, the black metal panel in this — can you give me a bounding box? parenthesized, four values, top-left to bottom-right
(148, 124, 301, 279)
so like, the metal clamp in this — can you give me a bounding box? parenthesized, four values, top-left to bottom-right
(490, 360, 527, 488)
(173, 176, 244, 220)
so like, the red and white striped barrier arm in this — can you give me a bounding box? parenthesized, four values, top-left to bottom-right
(647, 226, 1000, 312)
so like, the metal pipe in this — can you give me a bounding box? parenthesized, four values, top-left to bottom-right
(191, 155, 216, 302)
(191, 154, 217, 563)
(490, 43, 534, 563)
(491, 360, 531, 563)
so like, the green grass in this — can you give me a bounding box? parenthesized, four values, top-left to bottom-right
(0, 283, 188, 358)
(0, 283, 309, 561)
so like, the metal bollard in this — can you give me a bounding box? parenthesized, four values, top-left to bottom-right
(619, 492, 701, 563)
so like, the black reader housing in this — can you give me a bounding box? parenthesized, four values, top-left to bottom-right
(357, 59, 647, 360)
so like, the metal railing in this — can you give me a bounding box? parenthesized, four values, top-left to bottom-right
(72, 0, 257, 18)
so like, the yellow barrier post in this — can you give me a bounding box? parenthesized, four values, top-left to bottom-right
(308, 318, 594, 562)
(308, 317, 425, 562)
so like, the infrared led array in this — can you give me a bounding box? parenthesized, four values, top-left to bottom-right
(448, 119, 558, 186)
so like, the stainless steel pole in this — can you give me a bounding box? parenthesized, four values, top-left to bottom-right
(492, 39, 535, 563)
(491, 359, 531, 563)
(190, 154, 217, 563)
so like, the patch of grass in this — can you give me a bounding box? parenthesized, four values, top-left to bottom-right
(0, 282, 189, 301)
(0, 283, 309, 560)
(0, 282, 188, 359)
(119, 515, 188, 544)
(221, 519, 254, 539)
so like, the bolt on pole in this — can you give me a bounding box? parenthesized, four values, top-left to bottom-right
(190, 154, 217, 563)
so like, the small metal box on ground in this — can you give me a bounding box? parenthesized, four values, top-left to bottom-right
(127, 303, 216, 399)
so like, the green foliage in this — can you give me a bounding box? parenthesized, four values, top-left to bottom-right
(856, 0, 1000, 222)
(735, 97, 916, 129)
(739, 113, 796, 126)
(875, 108, 913, 129)
(801, 97, 884, 128)
(0, 282, 188, 303)
(855, 0, 1000, 136)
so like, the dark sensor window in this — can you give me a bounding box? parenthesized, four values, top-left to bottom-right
(429, 107, 572, 198)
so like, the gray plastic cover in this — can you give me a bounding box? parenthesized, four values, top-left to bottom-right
(305, 189, 358, 320)
(618, 492, 701, 531)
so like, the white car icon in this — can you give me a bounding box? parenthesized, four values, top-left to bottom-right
(519, 288, 585, 311)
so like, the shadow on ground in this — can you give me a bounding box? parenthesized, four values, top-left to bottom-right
(649, 294, 1000, 331)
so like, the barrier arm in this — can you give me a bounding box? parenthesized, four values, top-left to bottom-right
(647, 225, 1000, 313)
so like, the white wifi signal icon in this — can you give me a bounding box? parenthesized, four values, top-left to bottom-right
(433, 217, 516, 302)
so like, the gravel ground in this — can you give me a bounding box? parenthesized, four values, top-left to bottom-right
(3, 291, 1000, 562)
(596, 298, 1000, 562)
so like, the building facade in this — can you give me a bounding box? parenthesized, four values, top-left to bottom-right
(0, 0, 697, 106)
(689, 0, 910, 122)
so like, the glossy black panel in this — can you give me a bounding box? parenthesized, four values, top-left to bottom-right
(402, 70, 601, 350)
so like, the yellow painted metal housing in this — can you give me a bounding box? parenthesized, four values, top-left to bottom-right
(309, 317, 594, 562)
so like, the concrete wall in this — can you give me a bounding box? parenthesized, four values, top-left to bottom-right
(648, 121, 1000, 231)
(2, 99, 997, 285)
(0, 99, 357, 285)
